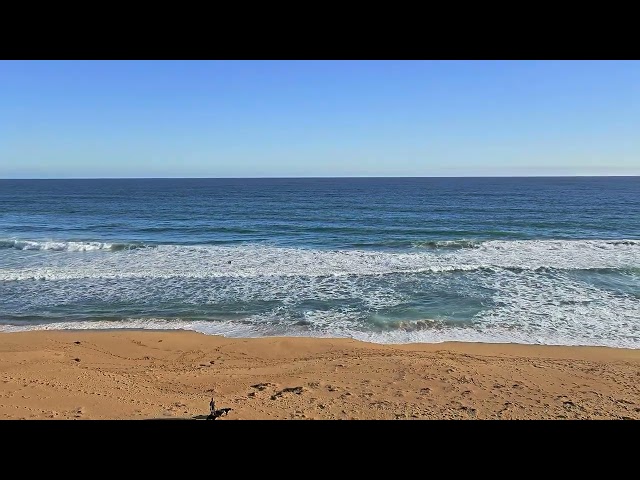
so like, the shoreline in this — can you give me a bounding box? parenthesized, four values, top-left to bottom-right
(1, 329, 639, 419)
(1, 326, 636, 351)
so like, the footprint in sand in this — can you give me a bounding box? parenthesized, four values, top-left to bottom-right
(247, 382, 278, 398)
(271, 386, 306, 400)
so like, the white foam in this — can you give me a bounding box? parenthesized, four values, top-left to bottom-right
(2, 239, 114, 252)
(1, 315, 638, 349)
(0, 318, 272, 337)
(472, 269, 640, 348)
(1, 239, 638, 282)
(1, 240, 639, 348)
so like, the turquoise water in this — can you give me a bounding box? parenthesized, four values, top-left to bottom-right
(0, 177, 638, 347)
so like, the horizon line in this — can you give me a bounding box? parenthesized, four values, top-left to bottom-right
(1, 174, 639, 180)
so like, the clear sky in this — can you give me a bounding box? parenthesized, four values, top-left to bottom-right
(1, 60, 638, 178)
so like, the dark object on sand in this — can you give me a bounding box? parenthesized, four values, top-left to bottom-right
(207, 397, 232, 420)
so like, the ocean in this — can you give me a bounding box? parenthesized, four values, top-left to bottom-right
(0, 177, 638, 347)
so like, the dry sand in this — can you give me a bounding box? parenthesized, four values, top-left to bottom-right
(1, 330, 639, 420)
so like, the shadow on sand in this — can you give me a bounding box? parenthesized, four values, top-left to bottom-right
(144, 399, 232, 420)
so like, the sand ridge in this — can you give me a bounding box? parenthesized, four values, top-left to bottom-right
(0, 330, 639, 420)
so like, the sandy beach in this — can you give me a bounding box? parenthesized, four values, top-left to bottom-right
(0, 330, 638, 420)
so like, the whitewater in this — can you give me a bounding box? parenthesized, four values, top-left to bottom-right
(1, 177, 638, 347)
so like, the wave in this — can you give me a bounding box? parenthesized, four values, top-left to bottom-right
(0, 239, 148, 252)
(1, 238, 638, 282)
(413, 239, 640, 250)
(1, 238, 638, 348)
(412, 239, 482, 249)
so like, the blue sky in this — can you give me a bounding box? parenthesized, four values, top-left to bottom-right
(1, 60, 638, 178)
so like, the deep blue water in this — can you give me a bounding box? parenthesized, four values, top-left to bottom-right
(1, 177, 638, 347)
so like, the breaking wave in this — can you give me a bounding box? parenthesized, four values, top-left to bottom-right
(0, 238, 638, 282)
(1, 238, 638, 348)
(0, 239, 148, 252)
